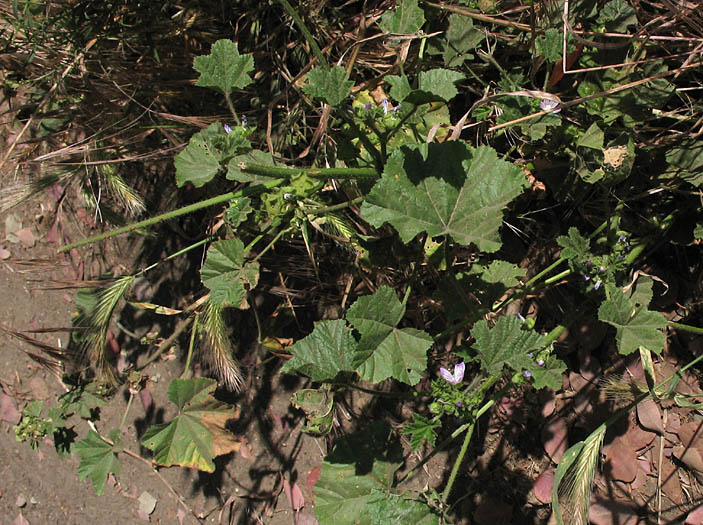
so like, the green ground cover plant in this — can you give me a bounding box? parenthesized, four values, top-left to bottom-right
(4, 0, 703, 523)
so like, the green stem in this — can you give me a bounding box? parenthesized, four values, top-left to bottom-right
(181, 314, 200, 379)
(59, 180, 284, 253)
(252, 226, 291, 263)
(238, 163, 378, 180)
(138, 236, 214, 276)
(223, 92, 241, 126)
(275, 0, 327, 68)
(305, 196, 364, 216)
(442, 420, 474, 503)
(119, 392, 134, 431)
(669, 321, 703, 335)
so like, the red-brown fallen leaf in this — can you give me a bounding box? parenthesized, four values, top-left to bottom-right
(12, 512, 29, 525)
(0, 391, 21, 424)
(631, 460, 648, 490)
(15, 228, 35, 247)
(661, 456, 684, 506)
(542, 416, 569, 463)
(603, 437, 638, 483)
(678, 421, 703, 448)
(539, 389, 556, 418)
(588, 498, 639, 525)
(295, 511, 319, 525)
(624, 416, 656, 451)
(673, 445, 703, 474)
(138, 387, 153, 412)
(686, 504, 703, 524)
(283, 478, 305, 511)
(0, 246, 10, 259)
(306, 467, 321, 496)
(636, 398, 665, 434)
(532, 469, 554, 504)
(473, 496, 513, 524)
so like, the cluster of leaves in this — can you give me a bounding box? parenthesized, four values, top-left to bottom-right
(11, 0, 703, 522)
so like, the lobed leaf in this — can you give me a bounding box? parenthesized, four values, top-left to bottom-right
(362, 143, 527, 252)
(193, 39, 254, 95)
(303, 66, 354, 106)
(379, 0, 425, 34)
(598, 286, 667, 355)
(201, 239, 259, 308)
(75, 430, 122, 495)
(471, 316, 544, 376)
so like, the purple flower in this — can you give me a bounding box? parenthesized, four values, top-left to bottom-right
(586, 260, 593, 266)
(584, 275, 591, 281)
(363, 103, 372, 110)
(522, 370, 533, 378)
(600, 266, 606, 273)
(594, 279, 602, 290)
(456, 401, 463, 407)
(540, 99, 561, 113)
(537, 359, 545, 366)
(382, 98, 389, 115)
(241, 115, 247, 129)
(440, 362, 465, 385)
(224, 123, 232, 134)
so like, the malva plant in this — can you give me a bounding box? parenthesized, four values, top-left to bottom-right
(10, 0, 703, 522)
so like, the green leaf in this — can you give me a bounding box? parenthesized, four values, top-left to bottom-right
(402, 414, 440, 450)
(174, 124, 224, 188)
(347, 286, 433, 385)
(227, 149, 277, 183)
(598, 286, 667, 355)
(535, 28, 562, 62)
(443, 14, 482, 67)
(224, 197, 253, 228)
(529, 355, 567, 390)
(386, 75, 412, 103)
(303, 66, 354, 106)
(141, 378, 240, 473)
(416, 69, 464, 102)
(597, 0, 637, 32)
(193, 39, 254, 95)
(314, 422, 405, 523)
(174, 123, 251, 188)
(577, 122, 604, 150)
(362, 143, 527, 252)
(480, 260, 525, 286)
(627, 275, 654, 307)
(556, 227, 590, 269)
(75, 430, 122, 495)
(280, 320, 368, 382)
(379, 0, 425, 34)
(471, 316, 544, 376)
(201, 239, 259, 308)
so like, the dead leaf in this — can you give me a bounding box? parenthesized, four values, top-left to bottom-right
(15, 228, 35, 247)
(28, 377, 49, 400)
(0, 391, 21, 424)
(674, 445, 703, 474)
(678, 421, 703, 448)
(532, 469, 554, 504)
(283, 478, 305, 511)
(542, 416, 569, 463)
(539, 389, 556, 418)
(138, 491, 157, 515)
(603, 437, 638, 483)
(588, 497, 639, 525)
(636, 398, 665, 434)
(199, 410, 241, 458)
(0, 246, 10, 259)
(686, 504, 703, 525)
(306, 467, 321, 498)
(138, 388, 153, 412)
(473, 496, 513, 524)
(661, 456, 684, 506)
(12, 512, 29, 525)
(295, 511, 319, 525)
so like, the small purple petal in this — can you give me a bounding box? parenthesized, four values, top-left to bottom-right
(600, 266, 606, 273)
(584, 275, 590, 281)
(223, 124, 232, 134)
(539, 99, 561, 113)
(440, 367, 457, 384)
(586, 260, 593, 266)
(537, 359, 545, 366)
(241, 115, 247, 128)
(456, 401, 463, 407)
(522, 370, 532, 378)
(454, 362, 465, 382)
(382, 98, 389, 115)
(594, 279, 602, 290)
